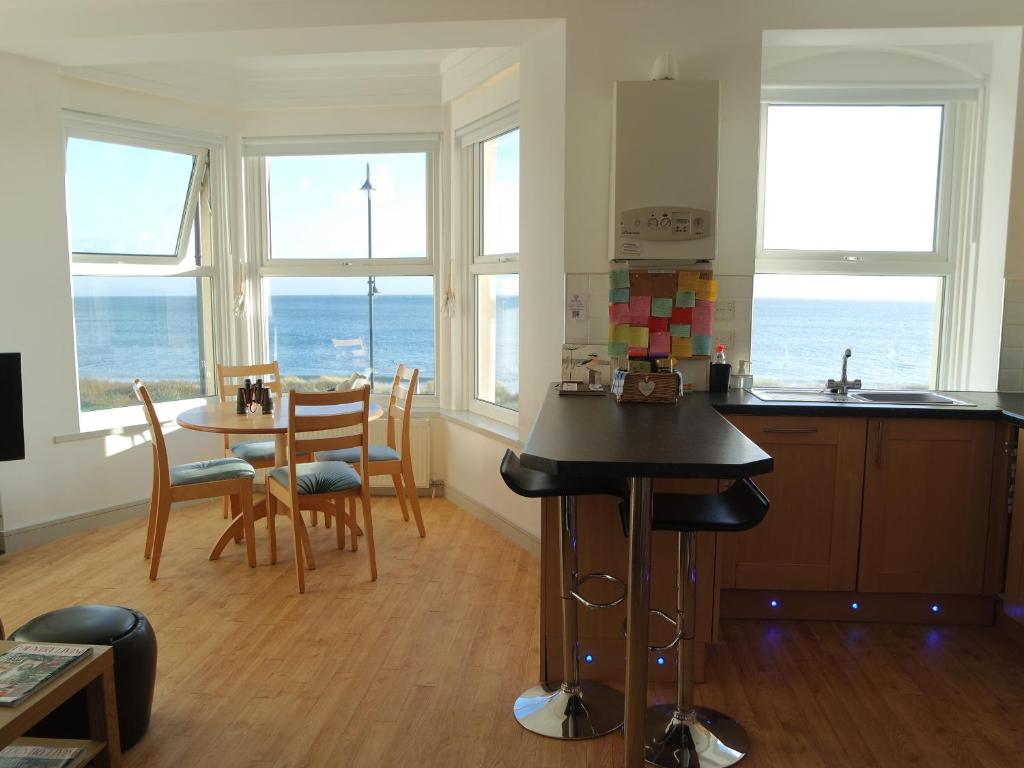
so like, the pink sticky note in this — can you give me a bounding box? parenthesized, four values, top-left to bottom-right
(649, 332, 671, 358)
(629, 296, 652, 324)
(693, 300, 713, 335)
(609, 303, 629, 324)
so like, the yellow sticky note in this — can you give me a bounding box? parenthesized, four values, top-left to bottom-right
(677, 272, 701, 291)
(696, 279, 718, 301)
(609, 324, 631, 343)
(627, 326, 650, 348)
(672, 337, 693, 358)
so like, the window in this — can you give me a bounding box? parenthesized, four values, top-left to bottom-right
(755, 101, 960, 389)
(65, 117, 217, 416)
(460, 115, 520, 420)
(245, 136, 438, 395)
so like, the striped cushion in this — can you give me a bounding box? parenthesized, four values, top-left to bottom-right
(316, 444, 400, 464)
(269, 461, 362, 495)
(229, 440, 275, 463)
(171, 458, 255, 487)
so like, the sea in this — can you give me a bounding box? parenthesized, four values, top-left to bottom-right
(73, 294, 520, 395)
(72, 294, 936, 395)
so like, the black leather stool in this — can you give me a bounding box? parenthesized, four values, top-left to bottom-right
(632, 478, 769, 767)
(10, 604, 157, 751)
(500, 449, 628, 740)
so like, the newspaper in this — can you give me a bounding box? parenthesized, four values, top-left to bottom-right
(0, 644, 91, 706)
(0, 745, 84, 768)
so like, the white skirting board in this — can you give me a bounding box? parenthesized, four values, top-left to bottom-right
(444, 484, 540, 558)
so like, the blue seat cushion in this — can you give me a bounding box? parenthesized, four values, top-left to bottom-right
(171, 457, 255, 487)
(269, 461, 362, 495)
(229, 440, 275, 463)
(315, 444, 400, 463)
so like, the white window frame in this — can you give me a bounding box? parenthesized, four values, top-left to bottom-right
(64, 112, 228, 429)
(754, 87, 982, 390)
(457, 106, 520, 425)
(243, 134, 441, 406)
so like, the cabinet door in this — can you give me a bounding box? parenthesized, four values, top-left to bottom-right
(720, 416, 866, 591)
(1003, 428, 1024, 623)
(860, 418, 994, 594)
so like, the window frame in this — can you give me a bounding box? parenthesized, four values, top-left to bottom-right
(753, 88, 981, 390)
(243, 134, 441, 405)
(457, 106, 520, 425)
(63, 112, 227, 428)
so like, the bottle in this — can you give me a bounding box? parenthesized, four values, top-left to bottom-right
(709, 344, 731, 393)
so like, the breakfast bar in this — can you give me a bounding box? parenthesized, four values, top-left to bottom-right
(520, 385, 773, 768)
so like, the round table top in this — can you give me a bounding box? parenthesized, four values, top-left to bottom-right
(176, 397, 384, 435)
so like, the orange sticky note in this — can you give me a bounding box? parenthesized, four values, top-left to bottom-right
(672, 337, 693, 358)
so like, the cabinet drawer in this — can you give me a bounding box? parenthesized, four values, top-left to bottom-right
(742, 416, 846, 445)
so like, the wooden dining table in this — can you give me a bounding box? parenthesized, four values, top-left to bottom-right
(177, 396, 383, 561)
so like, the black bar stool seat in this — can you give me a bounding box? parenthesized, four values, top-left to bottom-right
(500, 449, 627, 741)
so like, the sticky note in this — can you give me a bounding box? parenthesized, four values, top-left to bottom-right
(696, 279, 718, 301)
(648, 316, 669, 333)
(692, 335, 713, 357)
(610, 324, 631, 343)
(675, 290, 696, 308)
(672, 337, 693, 358)
(626, 326, 650, 348)
(629, 295, 652, 321)
(651, 298, 674, 318)
(610, 288, 629, 304)
(650, 332, 671, 358)
(670, 324, 691, 338)
(609, 303, 630, 324)
(610, 270, 631, 289)
(650, 272, 677, 298)
(677, 272, 701, 291)
(608, 341, 628, 357)
(627, 346, 648, 358)
(693, 300, 713, 335)
(629, 271, 654, 295)
(629, 360, 652, 373)
(672, 307, 693, 324)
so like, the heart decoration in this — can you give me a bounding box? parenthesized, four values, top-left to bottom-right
(637, 378, 656, 398)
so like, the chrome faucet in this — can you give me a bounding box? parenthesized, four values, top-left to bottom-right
(827, 348, 862, 395)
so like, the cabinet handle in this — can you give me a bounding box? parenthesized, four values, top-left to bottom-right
(876, 422, 884, 468)
(763, 427, 818, 434)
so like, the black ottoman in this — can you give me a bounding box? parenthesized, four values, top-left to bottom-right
(10, 604, 157, 751)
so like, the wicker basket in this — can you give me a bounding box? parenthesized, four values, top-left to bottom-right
(612, 370, 681, 404)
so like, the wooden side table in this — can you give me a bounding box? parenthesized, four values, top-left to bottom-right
(0, 641, 121, 768)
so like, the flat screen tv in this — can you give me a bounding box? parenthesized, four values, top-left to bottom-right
(0, 353, 25, 461)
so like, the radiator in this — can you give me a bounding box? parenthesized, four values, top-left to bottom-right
(367, 418, 431, 490)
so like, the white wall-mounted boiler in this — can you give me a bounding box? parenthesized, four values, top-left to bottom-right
(610, 79, 720, 264)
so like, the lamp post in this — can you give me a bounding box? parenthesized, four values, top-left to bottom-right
(360, 163, 377, 389)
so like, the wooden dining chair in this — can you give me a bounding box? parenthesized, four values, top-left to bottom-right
(134, 379, 257, 580)
(318, 365, 425, 538)
(266, 386, 375, 593)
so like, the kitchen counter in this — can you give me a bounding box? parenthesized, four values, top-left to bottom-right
(704, 389, 1024, 425)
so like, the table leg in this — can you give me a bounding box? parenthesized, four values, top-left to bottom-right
(86, 666, 122, 768)
(623, 477, 654, 768)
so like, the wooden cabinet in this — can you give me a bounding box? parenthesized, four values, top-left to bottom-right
(719, 416, 866, 591)
(1002, 428, 1024, 625)
(859, 418, 994, 594)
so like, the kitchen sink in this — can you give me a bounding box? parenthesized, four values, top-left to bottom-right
(748, 387, 852, 403)
(848, 390, 974, 406)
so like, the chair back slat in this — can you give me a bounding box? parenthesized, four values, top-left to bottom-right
(133, 379, 170, 487)
(286, 386, 370, 488)
(218, 361, 283, 401)
(385, 366, 419, 453)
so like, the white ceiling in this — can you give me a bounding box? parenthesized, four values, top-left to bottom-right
(0, 2, 540, 108)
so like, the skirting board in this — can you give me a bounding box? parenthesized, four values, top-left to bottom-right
(444, 484, 540, 558)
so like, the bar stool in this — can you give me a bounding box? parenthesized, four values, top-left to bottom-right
(638, 478, 770, 767)
(500, 449, 628, 740)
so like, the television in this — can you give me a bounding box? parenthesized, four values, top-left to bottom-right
(0, 353, 25, 462)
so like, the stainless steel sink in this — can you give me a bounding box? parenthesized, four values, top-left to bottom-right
(748, 387, 852, 403)
(848, 390, 974, 406)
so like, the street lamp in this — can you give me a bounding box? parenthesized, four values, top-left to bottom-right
(360, 163, 378, 389)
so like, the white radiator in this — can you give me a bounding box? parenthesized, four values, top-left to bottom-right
(367, 418, 431, 491)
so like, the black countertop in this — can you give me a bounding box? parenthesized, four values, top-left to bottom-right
(520, 385, 773, 480)
(705, 389, 1024, 426)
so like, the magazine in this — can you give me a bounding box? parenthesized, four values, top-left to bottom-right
(0, 644, 91, 706)
(0, 745, 84, 768)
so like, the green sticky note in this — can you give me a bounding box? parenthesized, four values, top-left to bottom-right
(692, 335, 713, 356)
(610, 270, 630, 289)
(609, 288, 630, 304)
(610, 324, 631, 343)
(675, 290, 696, 308)
(608, 341, 628, 356)
(626, 326, 650, 347)
(651, 298, 674, 318)
(669, 324, 691, 338)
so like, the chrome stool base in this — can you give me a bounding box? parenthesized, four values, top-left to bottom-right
(644, 704, 750, 767)
(513, 681, 624, 740)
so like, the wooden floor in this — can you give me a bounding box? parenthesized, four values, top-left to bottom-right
(2, 497, 1023, 768)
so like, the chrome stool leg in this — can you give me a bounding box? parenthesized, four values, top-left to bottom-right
(644, 531, 749, 767)
(514, 495, 624, 739)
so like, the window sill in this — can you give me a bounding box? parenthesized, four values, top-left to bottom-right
(54, 397, 212, 443)
(440, 409, 520, 446)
